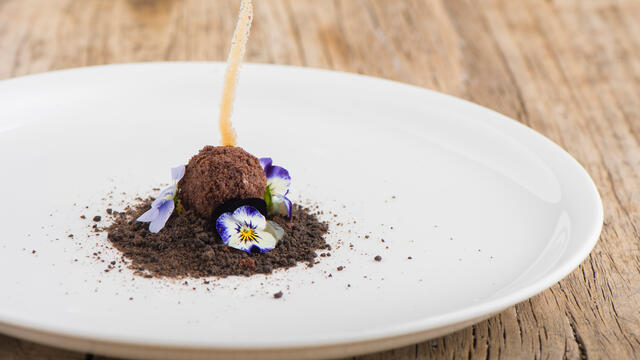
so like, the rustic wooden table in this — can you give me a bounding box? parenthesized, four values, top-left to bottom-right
(1, 0, 638, 359)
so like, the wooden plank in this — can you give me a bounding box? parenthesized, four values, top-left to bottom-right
(0, 333, 84, 360)
(1, 0, 639, 359)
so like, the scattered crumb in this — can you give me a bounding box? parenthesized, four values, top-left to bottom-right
(273, 291, 283, 299)
(374, 255, 382, 262)
(93, 216, 102, 222)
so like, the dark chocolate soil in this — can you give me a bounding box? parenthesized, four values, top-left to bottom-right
(106, 199, 330, 278)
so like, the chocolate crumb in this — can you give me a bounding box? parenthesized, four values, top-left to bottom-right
(106, 208, 113, 215)
(273, 291, 283, 299)
(374, 255, 382, 262)
(93, 216, 102, 222)
(104, 199, 329, 278)
(80, 215, 86, 219)
(337, 266, 344, 271)
(408, 256, 413, 259)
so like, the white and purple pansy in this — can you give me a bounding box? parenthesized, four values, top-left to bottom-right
(259, 157, 292, 219)
(137, 165, 185, 233)
(216, 205, 284, 253)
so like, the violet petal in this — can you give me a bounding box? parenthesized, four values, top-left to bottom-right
(232, 205, 266, 229)
(265, 165, 291, 196)
(149, 200, 175, 233)
(171, 165, 185, 182)
(151, 185, 177, 207)
(259, 157, 273, 169)
(216, 212, 237, 245)
(272, 194, 293, 219)
(137, 207, 160, 223)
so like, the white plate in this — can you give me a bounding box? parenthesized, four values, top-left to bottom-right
(0, 63, 602, 359)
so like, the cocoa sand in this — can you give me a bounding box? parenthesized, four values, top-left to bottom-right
(106, 199, 329, 278)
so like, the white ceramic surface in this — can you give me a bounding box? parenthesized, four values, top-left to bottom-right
(0, 63, 603, 359)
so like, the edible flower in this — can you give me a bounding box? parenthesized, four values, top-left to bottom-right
(216, 205, 284, 253)
(260, 158, 292, 219)
(137, 165, 185, 233)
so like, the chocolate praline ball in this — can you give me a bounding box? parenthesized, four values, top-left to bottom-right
(178, 146, 266, 219)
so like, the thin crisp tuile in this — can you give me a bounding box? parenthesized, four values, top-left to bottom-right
(218, 0, 253, 146)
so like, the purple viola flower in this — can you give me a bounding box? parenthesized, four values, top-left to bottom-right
(137, 165, 185, 233)
(259, 157, 292, 219)
(216, 205, 284, 253)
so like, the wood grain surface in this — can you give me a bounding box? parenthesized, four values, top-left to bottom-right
(1, 0, 638, 359)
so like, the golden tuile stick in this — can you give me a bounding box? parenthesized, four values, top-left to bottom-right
(218, 0, 253, 147)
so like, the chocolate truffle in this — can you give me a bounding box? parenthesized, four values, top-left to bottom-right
(179, 146, 267, 219)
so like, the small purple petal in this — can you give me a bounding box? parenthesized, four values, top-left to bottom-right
(171, 165, 185, 182)
(137, 207, 160, 223)
(265, 166, 291, 196)
(272, 194, 293, 219)
(253, 229, 277, 251)
(248, 240, 276, 253)
(283, 196, 292, 219)
(232, 205, 267, 229)
(148, 200, 175, 233)
(216, 212, 237, 244)
(265, 165, 290, 182)
(152, 185, 177, 207)
(259, 158, 273, 169)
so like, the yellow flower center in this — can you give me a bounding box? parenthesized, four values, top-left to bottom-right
(239, 226, 258, 242)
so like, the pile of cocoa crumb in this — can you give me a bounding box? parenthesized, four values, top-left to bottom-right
(105, 199, 330, 278)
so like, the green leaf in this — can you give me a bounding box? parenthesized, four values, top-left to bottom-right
(264, 185, 273, 215)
